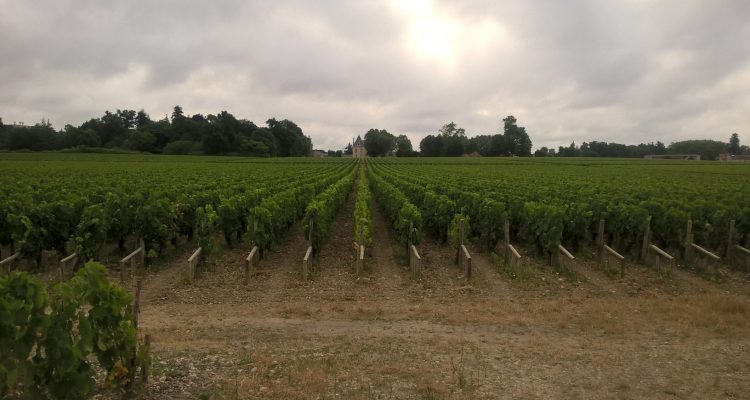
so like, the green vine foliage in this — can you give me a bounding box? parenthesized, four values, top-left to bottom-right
(195, 205, 218, 260)
(304, 169, 355, 253)
(368, 167, 422, 246)
(74, 204, 108, 261)
(0, 262, 137, 399)
(448, 213, 471, 248)
(353, 165, 373, 247)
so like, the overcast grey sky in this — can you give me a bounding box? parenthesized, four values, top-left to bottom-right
(1, 0, 749, 150)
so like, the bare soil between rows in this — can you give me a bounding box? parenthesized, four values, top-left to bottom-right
(132, 192, 750, 399)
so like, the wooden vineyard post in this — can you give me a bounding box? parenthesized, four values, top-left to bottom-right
(504, 219, 510, 265)
(556, 244, 575, 271)
(647, 244, 676, 276)
(245, 246, 259, 285)
(59, 253, 78, 282)
(307, 218, 314, 250)
(409, 244, 422, 278)
(455, 219, 465, 264)
(187, 247, 202, 283)
(303, 217, 314, 280)
(596, 219, 605, 262)
(407, 221, 413, 261)
(735, 245, 750, 272)
(129, 279, 142, 390)
(602, 245, 626, 277)
(460, 245, 472, 279)
(302, 246, 312, 281)
(726, 220, 735, 258)
(684, 219, 694, 261)
(141, 334, 151, 384)
(640, 218, 651, 262)
(356, 218, 365, 276)
(120, 243, 145, 283)
(252, 220, 261, 259)
(0, 252, 20, 275)
(453, 218, 471, 279)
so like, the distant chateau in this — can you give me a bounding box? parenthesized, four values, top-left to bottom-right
(353, 135, 367, 158)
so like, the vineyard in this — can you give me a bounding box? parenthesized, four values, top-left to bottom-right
(1, 153, 750, 399)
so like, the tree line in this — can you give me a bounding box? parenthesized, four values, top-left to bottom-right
(540, 133, 746, 161)
(0, 106, 312, 156)
(2, 109, 744, 160)
(359, 116, 533, 157)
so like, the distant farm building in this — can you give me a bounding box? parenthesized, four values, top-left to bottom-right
(719, 153, 750, 162)
(644, 154, 701, 160)
(353, 135, 367, 158)
(311, 149, 327, 157)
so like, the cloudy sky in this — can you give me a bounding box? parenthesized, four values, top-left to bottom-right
(1, 0, 749, 150)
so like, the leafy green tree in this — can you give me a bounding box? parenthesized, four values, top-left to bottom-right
(116, 109, 137, 129)
(124, 131, 156, 152)
(443, 135, 465, 156)
(395, 134, 414, 156)
(419, 134, 443, 157)
(136, 109, 152, 129)
(439, 122, 466, 137)
(4, 123, 60, 151)
(249, 127, 277, 156)
(267, 118, 311, 156)
(469, 135, 492, 155)
(364, 128, 396, 156)
(668, 139, 727, 160)
(163, 140, 197, 155)
(488, 134, 506, 156)
(503, 116, 532, 156)
(99, 111, 127, 147)
(62, 125, 100, 148)
(729, 133, 740, 155)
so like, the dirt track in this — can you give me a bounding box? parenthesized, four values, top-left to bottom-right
(136, 192, 750, 399)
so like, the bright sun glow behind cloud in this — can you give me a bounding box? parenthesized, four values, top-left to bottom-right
(390, 0, 458, 67)
(389, 0, 511, 70)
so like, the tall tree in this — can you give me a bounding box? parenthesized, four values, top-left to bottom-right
(395, 134, 414, 156)
(419, 135, 443, 157)
(363, 128, 395, 157)
(439, 122, 466, 137)
(116, 109, 137, 129)
(729, 133, 740, 155)
(266, 118, 310, 156)
(502, 116, 532, 156)
(136, 109, 152, 129)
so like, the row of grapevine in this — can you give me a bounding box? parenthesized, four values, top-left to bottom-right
(303, 166, 357, 253)
(367, 163, 421, 246)
(248, 162, 356, 255)
(370, 159, 750, 260)
(0, 157, 355, 268)
(354, 163, 373, 247)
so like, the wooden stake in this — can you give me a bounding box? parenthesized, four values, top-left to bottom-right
(303, 246, 312, 280)
(504, 219, 510, 266)
(684, 219, 693, 261)
(407, 221, 413, 261)
(141, 334, 151, 384)
(726, 220, 735, 258)
(597, 219, 605, 261)
(640, 218, 651, 262)
(308, 218, 314, 249)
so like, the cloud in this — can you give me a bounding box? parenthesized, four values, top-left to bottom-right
(1, 0, 748, 150)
